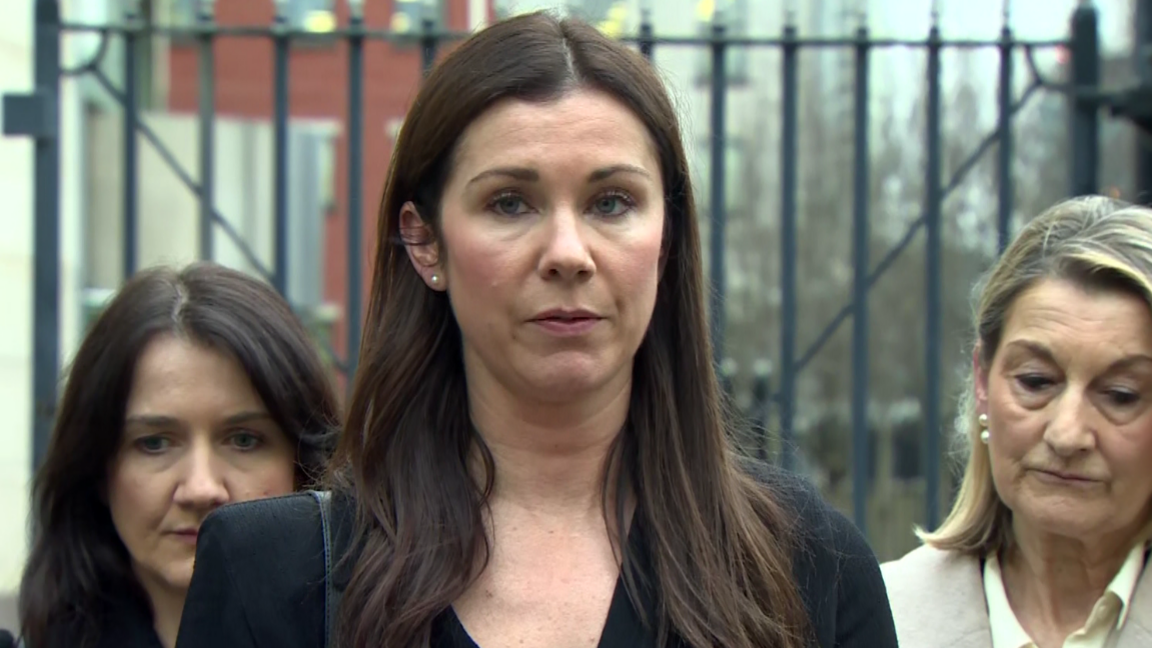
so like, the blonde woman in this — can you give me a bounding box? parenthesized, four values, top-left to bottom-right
(882, 196, 1152, 647)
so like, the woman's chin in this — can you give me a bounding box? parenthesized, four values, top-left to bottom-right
(522, 364, 624, 402)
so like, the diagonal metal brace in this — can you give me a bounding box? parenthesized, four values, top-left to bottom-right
(1108, 84, 1152, 134)
(3, 91, 57, 139)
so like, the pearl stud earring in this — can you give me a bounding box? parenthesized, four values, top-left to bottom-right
(978, 413, 990, 444)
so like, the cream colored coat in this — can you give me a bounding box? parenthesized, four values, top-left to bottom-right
(880, 545, 1152, 648)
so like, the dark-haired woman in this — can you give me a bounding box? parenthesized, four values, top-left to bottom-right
(17, 262, 340, 648)
(176, 12, 897, 648)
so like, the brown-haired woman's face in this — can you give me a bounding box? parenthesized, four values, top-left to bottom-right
(404, 88, 665, 404)
(107, 335, 297, 596)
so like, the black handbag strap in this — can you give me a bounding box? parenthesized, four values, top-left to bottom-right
(309, 490, 336, 648)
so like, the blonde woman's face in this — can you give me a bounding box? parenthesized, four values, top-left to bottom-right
(975, 278, 1152, 547)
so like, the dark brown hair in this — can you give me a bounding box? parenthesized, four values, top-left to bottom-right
(328, 10, 809, 648)
(18, 262, 340, 648)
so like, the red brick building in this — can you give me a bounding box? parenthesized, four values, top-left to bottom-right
(165, 0, 494, 376)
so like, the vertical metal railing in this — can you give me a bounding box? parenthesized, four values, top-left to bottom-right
(1069, 3, 1099, 196)
(708, 15, 728, 368)
(122, 2, 139, 278)
(346, 0, 366, 376)
(997, 4, 1015, 252)
(197, 0, 216, 261)
(778, 15, 799, 472)
(421, 15, 438, 77)
(638, 9, 654, 60)
(272, 2, 291, 296)
(1135, 0, 1152, 201)
(30, 0, 61, 472)
(850, 18, 871, 532)
(923, 16, 944, 530)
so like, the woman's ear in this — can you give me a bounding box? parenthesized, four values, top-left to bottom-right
(399, 202, 446, 291)
(973, 343, 990, 416)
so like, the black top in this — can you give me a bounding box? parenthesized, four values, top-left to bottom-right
(96, 597, 165, 648)
(23, 591, 164, 648)
(174, 467, 897, 648)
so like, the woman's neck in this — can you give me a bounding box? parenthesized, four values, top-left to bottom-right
(1002, 521, 1138, 642)
(467, 374, 632, 516)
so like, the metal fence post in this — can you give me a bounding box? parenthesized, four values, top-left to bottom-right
(346, 1, 366, 376)
(30, 0, 61, 472)
(850, 21, 872, 533)
(924, 20, 943, 531)
(272, 2, 291, 296)
(421, 15, 437, 78)
(197, 0, 217, 260)
(996, 14, 1014, 252)
(752, 360, 772, 462)
(708, 15, 728, 368)
(779, 18, 799, 472)
(123, 1, 139, 278)
(4, 0, 63, 471)
(638, 9, 653, 61)
(1068, 3, 1099, 197)
(1136, 0, 1152, 202)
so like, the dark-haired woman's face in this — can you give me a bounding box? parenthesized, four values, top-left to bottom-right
(405, 88, 665, 407)
(107, 335, 296, 598)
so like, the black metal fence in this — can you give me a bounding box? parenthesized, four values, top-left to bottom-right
(5, 0, 1147, 540)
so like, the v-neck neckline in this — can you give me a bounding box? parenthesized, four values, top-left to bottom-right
(438, 514, 654, 648)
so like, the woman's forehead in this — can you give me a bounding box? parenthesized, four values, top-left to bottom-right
(450, 90, 660, 181)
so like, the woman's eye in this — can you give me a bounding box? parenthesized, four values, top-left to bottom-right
(591, 193, 633, 217)
(1015, 374, 1053, 392)
(135, 436, 170, 454)
(490, 194, 528, 216)
(230, 432, 263, 451)
(1105, 389, 1140, 407)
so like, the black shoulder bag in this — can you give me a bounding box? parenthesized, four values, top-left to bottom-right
(308, 490, 340, 648)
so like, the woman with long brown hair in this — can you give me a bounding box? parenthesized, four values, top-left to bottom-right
(175, 11, 896, 648)
(16, 263, 340, 648)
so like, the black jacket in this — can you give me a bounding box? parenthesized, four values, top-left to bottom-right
(175, 468, 897, 648)
(19, 592, 163, 648)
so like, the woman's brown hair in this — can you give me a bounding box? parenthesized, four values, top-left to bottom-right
(328, 11, 809, 648)
(18, 262, 340, 648)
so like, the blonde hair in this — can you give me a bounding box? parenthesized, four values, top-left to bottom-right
(919, 195, 1152, 556)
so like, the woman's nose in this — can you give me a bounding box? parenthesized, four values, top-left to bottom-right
(172, 441, 229, 511)
(538, 208, 595, 281)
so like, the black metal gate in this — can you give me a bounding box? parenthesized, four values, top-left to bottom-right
(5, 0, 1148, 546)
